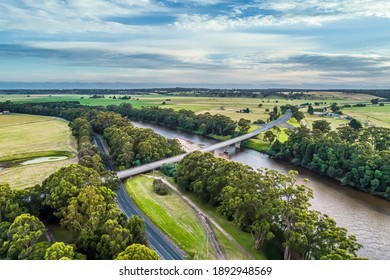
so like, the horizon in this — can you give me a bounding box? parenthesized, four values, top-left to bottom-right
(0, 82, 390, 91)
(1, 1, 390, 88)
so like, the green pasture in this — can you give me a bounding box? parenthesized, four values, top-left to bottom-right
(343, 105, 390, 128)
(125, 175, 216, 260)
(0, 114, 77, 189)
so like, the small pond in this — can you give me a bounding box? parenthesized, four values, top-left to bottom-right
(20, 156, 68, 165)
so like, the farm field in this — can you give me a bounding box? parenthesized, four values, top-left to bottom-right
(0, 114, 77, 189)
(304, 114, 350, 130)
(343, 105, 390, 128)
(125, 175, 217, 260)
(1, 91, 388, 128)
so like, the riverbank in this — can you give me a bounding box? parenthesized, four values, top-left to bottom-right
(131, 120, 390, 260)
(175, 137, 230, 160)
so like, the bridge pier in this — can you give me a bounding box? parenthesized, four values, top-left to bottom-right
(223, 146, 228, 154)
(235, 142, 241, 149)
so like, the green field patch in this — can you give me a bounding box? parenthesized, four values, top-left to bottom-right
(125, 175, 216, 260)
(242, 139, 270, 153)
(343, 105, 390, 128)
(207, 134, 232, 141)
(304, 115, 350, 130)
(287, 117, 301, 128)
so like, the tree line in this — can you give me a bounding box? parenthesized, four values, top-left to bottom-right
(1, 101, 238, 137)
(0, 102, 185, 170)
(108, 104, 237, 136)
(0, 165, 158, 260)
(175, 151, 363, 260)
(269, 125, 390, 199)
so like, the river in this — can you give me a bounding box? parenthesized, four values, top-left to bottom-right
(133, 121, 390, 260)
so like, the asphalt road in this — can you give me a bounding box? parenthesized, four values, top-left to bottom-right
(93, 135, 184, 260)
(117, 110, 292, 179)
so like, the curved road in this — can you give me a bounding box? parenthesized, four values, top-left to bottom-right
(117, 110, 292, 179)
(93, 134, 184, 260)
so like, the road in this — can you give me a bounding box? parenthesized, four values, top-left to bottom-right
(117, 110, 292, 179)
(93, 134, 185, 260)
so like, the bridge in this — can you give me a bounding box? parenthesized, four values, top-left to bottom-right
(117, 110, 292, 180)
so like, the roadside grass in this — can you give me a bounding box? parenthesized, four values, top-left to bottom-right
(125, 175, 216, 260)
(248, 125, 260, 132)
(164, 177, 266, 260)
(211, 224, 250, 260)
(0, 114, 77, 189)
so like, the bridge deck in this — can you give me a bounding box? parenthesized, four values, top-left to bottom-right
(117, 111, 292, 179)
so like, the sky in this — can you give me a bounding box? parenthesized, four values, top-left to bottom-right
(1, 0, 390, 89)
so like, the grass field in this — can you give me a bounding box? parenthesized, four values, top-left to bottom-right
(0, 114, 77, 189)
(343, 105, 390, 128)
(304, 115, 350, 130)
(2, 91, 382, 119)
(2, 92, 387, 129)
(164, 177, 266, 260)
(125, 175, 217, 260)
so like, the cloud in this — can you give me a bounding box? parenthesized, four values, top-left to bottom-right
(286, 53, 390, 74)
(0, 1, 389, 87)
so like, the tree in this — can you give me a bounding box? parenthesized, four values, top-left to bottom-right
(60, 185, 117, 233)
(370, 98, 379, 105)
(153, 179, 168, 195)
(218, 169, 282, 250)
(96, 219, 132, 259)
(313, 214, 362, 260)
(28, 241, 51, 260)
(330, 102, 341, 113)
(312, 120, 331, 133)
(237, 118, 251, 135)
(264, 130, 276, 144)
(349, 119, 363, 130)
(3, 214, 45, 259)
(307, 105, 314, 115)
(293, 111, 305, 121)
(44, 242, 75, 260)
(0, 184, 24, 223)
(115, 244, 159, 260)
(277, 171, 316, 260)
(42, 164, 102, 217)
(127, 216, 147, 245)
